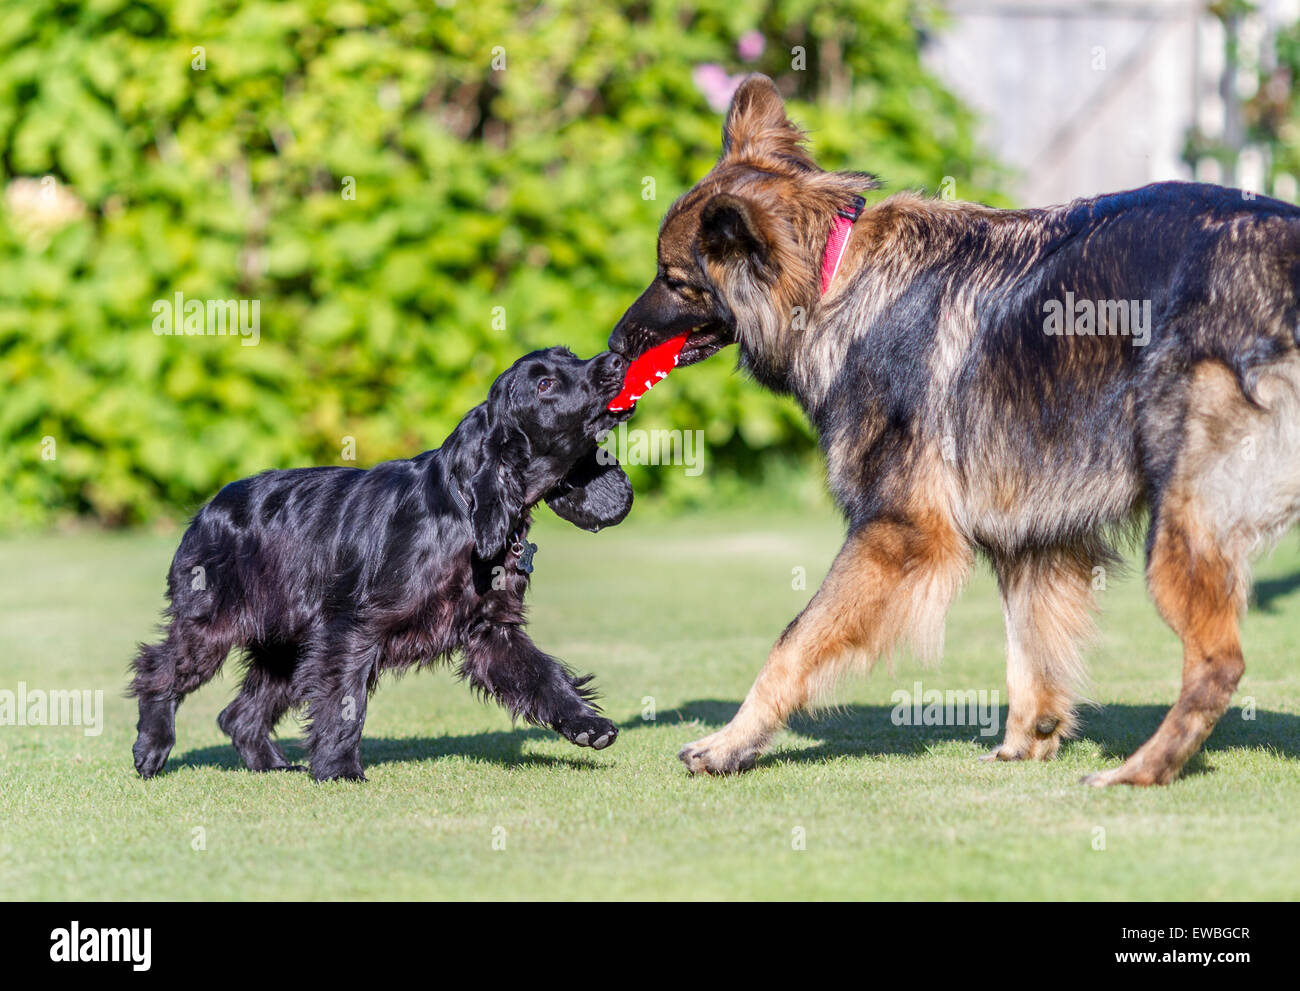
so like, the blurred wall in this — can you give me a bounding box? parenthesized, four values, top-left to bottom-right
(925, 0, 1300, 205)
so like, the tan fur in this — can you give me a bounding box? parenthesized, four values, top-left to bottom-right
(1082, 362, 1275, 784)
(989, 547, 1101, 761)
(1085, 509, 1245, 786)
(679, 506, 971, 775)
(1182, 359, 1300, 561)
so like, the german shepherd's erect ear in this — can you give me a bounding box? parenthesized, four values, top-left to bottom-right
(720, 75, 816, 170)
(704, 77, 873, 275)
(720, 75, 878, 199)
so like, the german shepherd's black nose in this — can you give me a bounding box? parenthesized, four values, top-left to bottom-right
(607, 319, 633, 358)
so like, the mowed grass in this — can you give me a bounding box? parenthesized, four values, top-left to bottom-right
(2, 505, 1299, 901)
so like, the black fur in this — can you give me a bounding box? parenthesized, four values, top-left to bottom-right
(130, 347, 632, 781)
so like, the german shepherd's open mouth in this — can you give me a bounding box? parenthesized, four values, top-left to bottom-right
(674, 325, 732, 365)
(609, 298, 734, 368)
(607, 187, 797, 369)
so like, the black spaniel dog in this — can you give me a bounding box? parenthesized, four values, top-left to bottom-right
(130, 347, 633, 781)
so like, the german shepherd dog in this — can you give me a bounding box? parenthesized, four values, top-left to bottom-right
(609, 74, 1300, 786)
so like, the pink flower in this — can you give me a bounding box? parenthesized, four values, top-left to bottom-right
(693, 63, 742, 112)
(737, 30, 765, 62)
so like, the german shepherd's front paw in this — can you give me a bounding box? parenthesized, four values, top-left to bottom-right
(678, 730, 760, 775)
(554, 713, 617, 750)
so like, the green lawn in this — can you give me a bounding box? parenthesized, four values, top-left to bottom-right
(2, 506, 1299, 900)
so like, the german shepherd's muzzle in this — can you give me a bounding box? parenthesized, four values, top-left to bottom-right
(610, 72, 1300, 786)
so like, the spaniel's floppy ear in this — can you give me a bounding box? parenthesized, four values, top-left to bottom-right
(545, 447, 633, 532)
(468, 425, 530, 559)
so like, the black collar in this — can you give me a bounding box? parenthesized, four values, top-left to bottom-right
(448, 481, 535, 573)
(448, 482, 470, 517)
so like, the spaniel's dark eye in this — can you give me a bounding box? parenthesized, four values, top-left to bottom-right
(537, 377, 556, 395)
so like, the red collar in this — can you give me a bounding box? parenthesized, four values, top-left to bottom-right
(819, 195, 865, 294)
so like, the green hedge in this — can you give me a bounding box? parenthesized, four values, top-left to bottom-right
(0, 0, 1004, 527)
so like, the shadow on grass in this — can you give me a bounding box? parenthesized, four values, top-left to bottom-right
(1252, 570, 1300, 613)
(650, 699, 1300, 772)
(170, 727, 608, 776)
(167, 701, 1298, 777)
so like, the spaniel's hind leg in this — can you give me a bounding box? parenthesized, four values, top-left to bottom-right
(130, 619, 235, 778)
(985, 544, 1104, 762)
(218, 642, 305, 772)
(459, 626, 618, 750)
(680, 512, 970, 775)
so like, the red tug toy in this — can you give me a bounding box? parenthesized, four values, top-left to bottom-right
(607, 332, 690, 412)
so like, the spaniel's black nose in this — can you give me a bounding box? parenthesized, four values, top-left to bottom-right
(594, 350, 627, 373)
(592, 350, 627, 393)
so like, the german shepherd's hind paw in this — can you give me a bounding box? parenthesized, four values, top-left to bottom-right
(981, 741, 1062, 762)
(1082, 768, 1131, 787)
(1081, 763, 1163, 787)
(981, 744, 1026, 762)
(981, 727, 1063, 762)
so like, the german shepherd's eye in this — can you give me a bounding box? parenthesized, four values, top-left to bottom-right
(537, 377, 556, 395)
(666, 278, 706, 301)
